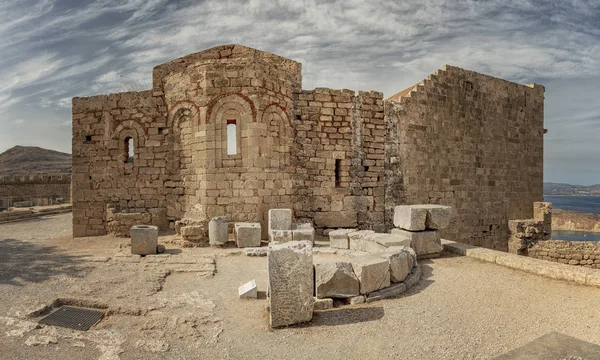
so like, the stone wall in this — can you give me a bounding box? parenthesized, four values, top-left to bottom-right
(72, 44, 545, 249)
(386, 66, 545, 251)
(0, 173, 71, 207)
(528, 240, 600, 268)
(293, 89, 386, 232)
(507, 202, 552, 255)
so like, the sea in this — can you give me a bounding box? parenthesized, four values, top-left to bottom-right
(544, 195, 600, 241)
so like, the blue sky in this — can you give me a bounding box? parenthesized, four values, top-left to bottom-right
(1, 0, 599, 185)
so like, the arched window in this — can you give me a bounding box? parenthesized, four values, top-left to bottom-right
(124, 137, 134, 163)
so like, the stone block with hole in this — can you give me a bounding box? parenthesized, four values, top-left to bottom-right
(130, 225, 158, 255)
(235, 222, 261, 248)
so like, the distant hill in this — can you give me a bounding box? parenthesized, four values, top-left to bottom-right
(0, 146, 71, 176)
(544, 182, 600, 196)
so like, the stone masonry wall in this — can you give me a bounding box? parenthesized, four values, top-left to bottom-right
(293, 88, 386, 233)
(385, 66, 545, 251)
(0, 174, 71, 204)
(508, 202, 552, 255)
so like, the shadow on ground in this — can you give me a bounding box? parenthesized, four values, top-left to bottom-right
(0, 238, 89, 286)
(300, 307, 385, 327)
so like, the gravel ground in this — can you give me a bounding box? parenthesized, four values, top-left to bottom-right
(1, 213, 600, 359)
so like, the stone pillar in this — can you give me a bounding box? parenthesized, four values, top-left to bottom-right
(209, 216, 228, 246)
(268, 241, 314, 328)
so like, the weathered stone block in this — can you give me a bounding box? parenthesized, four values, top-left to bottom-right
(235, 222, 261, 248)
(351, 255, 391, 294)
(244, 247, 267, 257)
(349, 295, 365, 305)
(391, 228, 443, 256)
(292, 223, 315, 243)
(365, 233, 411, 248)
(239, 279, 257, 299)
(270, 229, 293, 243)
(313, 297, 333, 311)
(393, 205, 427, 231)
(414, 204, 452, 230)
(268, 209, 292, 242)
(328, 228, 356, 249)
(314, 262, 359, 299)
(268, 241, 314, 328)
(377, 250, 410, 283)
(130, 225, 158, 255)
(208, 216, 228, 246)
(387, 246, 417, 270)
(348, 230, 384, 253)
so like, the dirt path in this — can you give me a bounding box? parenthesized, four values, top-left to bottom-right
(1, 214, 600, 359)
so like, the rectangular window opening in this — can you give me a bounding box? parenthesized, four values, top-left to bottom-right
(125, 138, 134, 163)
(226, 120, 237, 155)
(335, 159, 341, 187)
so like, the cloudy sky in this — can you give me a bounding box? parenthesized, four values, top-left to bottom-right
(1, 0, 599, 185)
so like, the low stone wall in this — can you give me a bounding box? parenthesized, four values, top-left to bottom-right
(106, 206, 168, 237)
(508, 202, 552, 255)
(528, 240, 600, 268)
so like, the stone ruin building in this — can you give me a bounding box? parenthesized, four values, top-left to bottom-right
(72, 44, 545, 251)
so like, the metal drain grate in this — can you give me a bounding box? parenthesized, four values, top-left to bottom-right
(39, 306, 105, 331)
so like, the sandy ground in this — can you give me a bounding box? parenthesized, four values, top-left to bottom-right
(1, 213, 600, 359)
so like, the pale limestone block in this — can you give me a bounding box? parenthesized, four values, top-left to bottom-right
(208, 216, 228, 246)
(292, 223, 315, 243)
(235, 222, 261, 248)
(349, 295, 365, 305)
(412, 204, 452, 229)
(386, 246, 417, 269)
(239, 279, 257, 299)
(348, 230, 378, 252)
(391, 228, 443, 256)
(268, 208, 292, 242)
(328, 228, 356, 249)
(130, 225, 158, 255)
(351, 255, 391, 294)
(313, 298, 333, 311)
(377, 250, 410, 283)
(268, 241, 314, 328)
(393, 205, 427, 231)
(314, 262, 359, 299)
(365, 233, 411, 248)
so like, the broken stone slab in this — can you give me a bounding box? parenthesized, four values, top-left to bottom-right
(365, 233, 411, 248)
(314, 262, 360, 299)
(391, 228, 443, 256)
(413, 204, 452, 230)
(351, 255, 391, 294)
(328, 228, 356, 249)
(268, 209, 292, 242)
(235, 222, 262, 248)
(292, 223, 315, 243)
(239, 279, 258, 299)
(387, 246, 417, 270)
(393, 205, 427, 231)
(377, 250, 411, 283)
(130, 225, 158, 255)
(208, 216, 228, 246)
(268, 241, 314, 328)
(313, 297, 333, 311)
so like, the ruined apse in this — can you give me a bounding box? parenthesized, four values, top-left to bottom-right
(72, 44, 545, 251)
